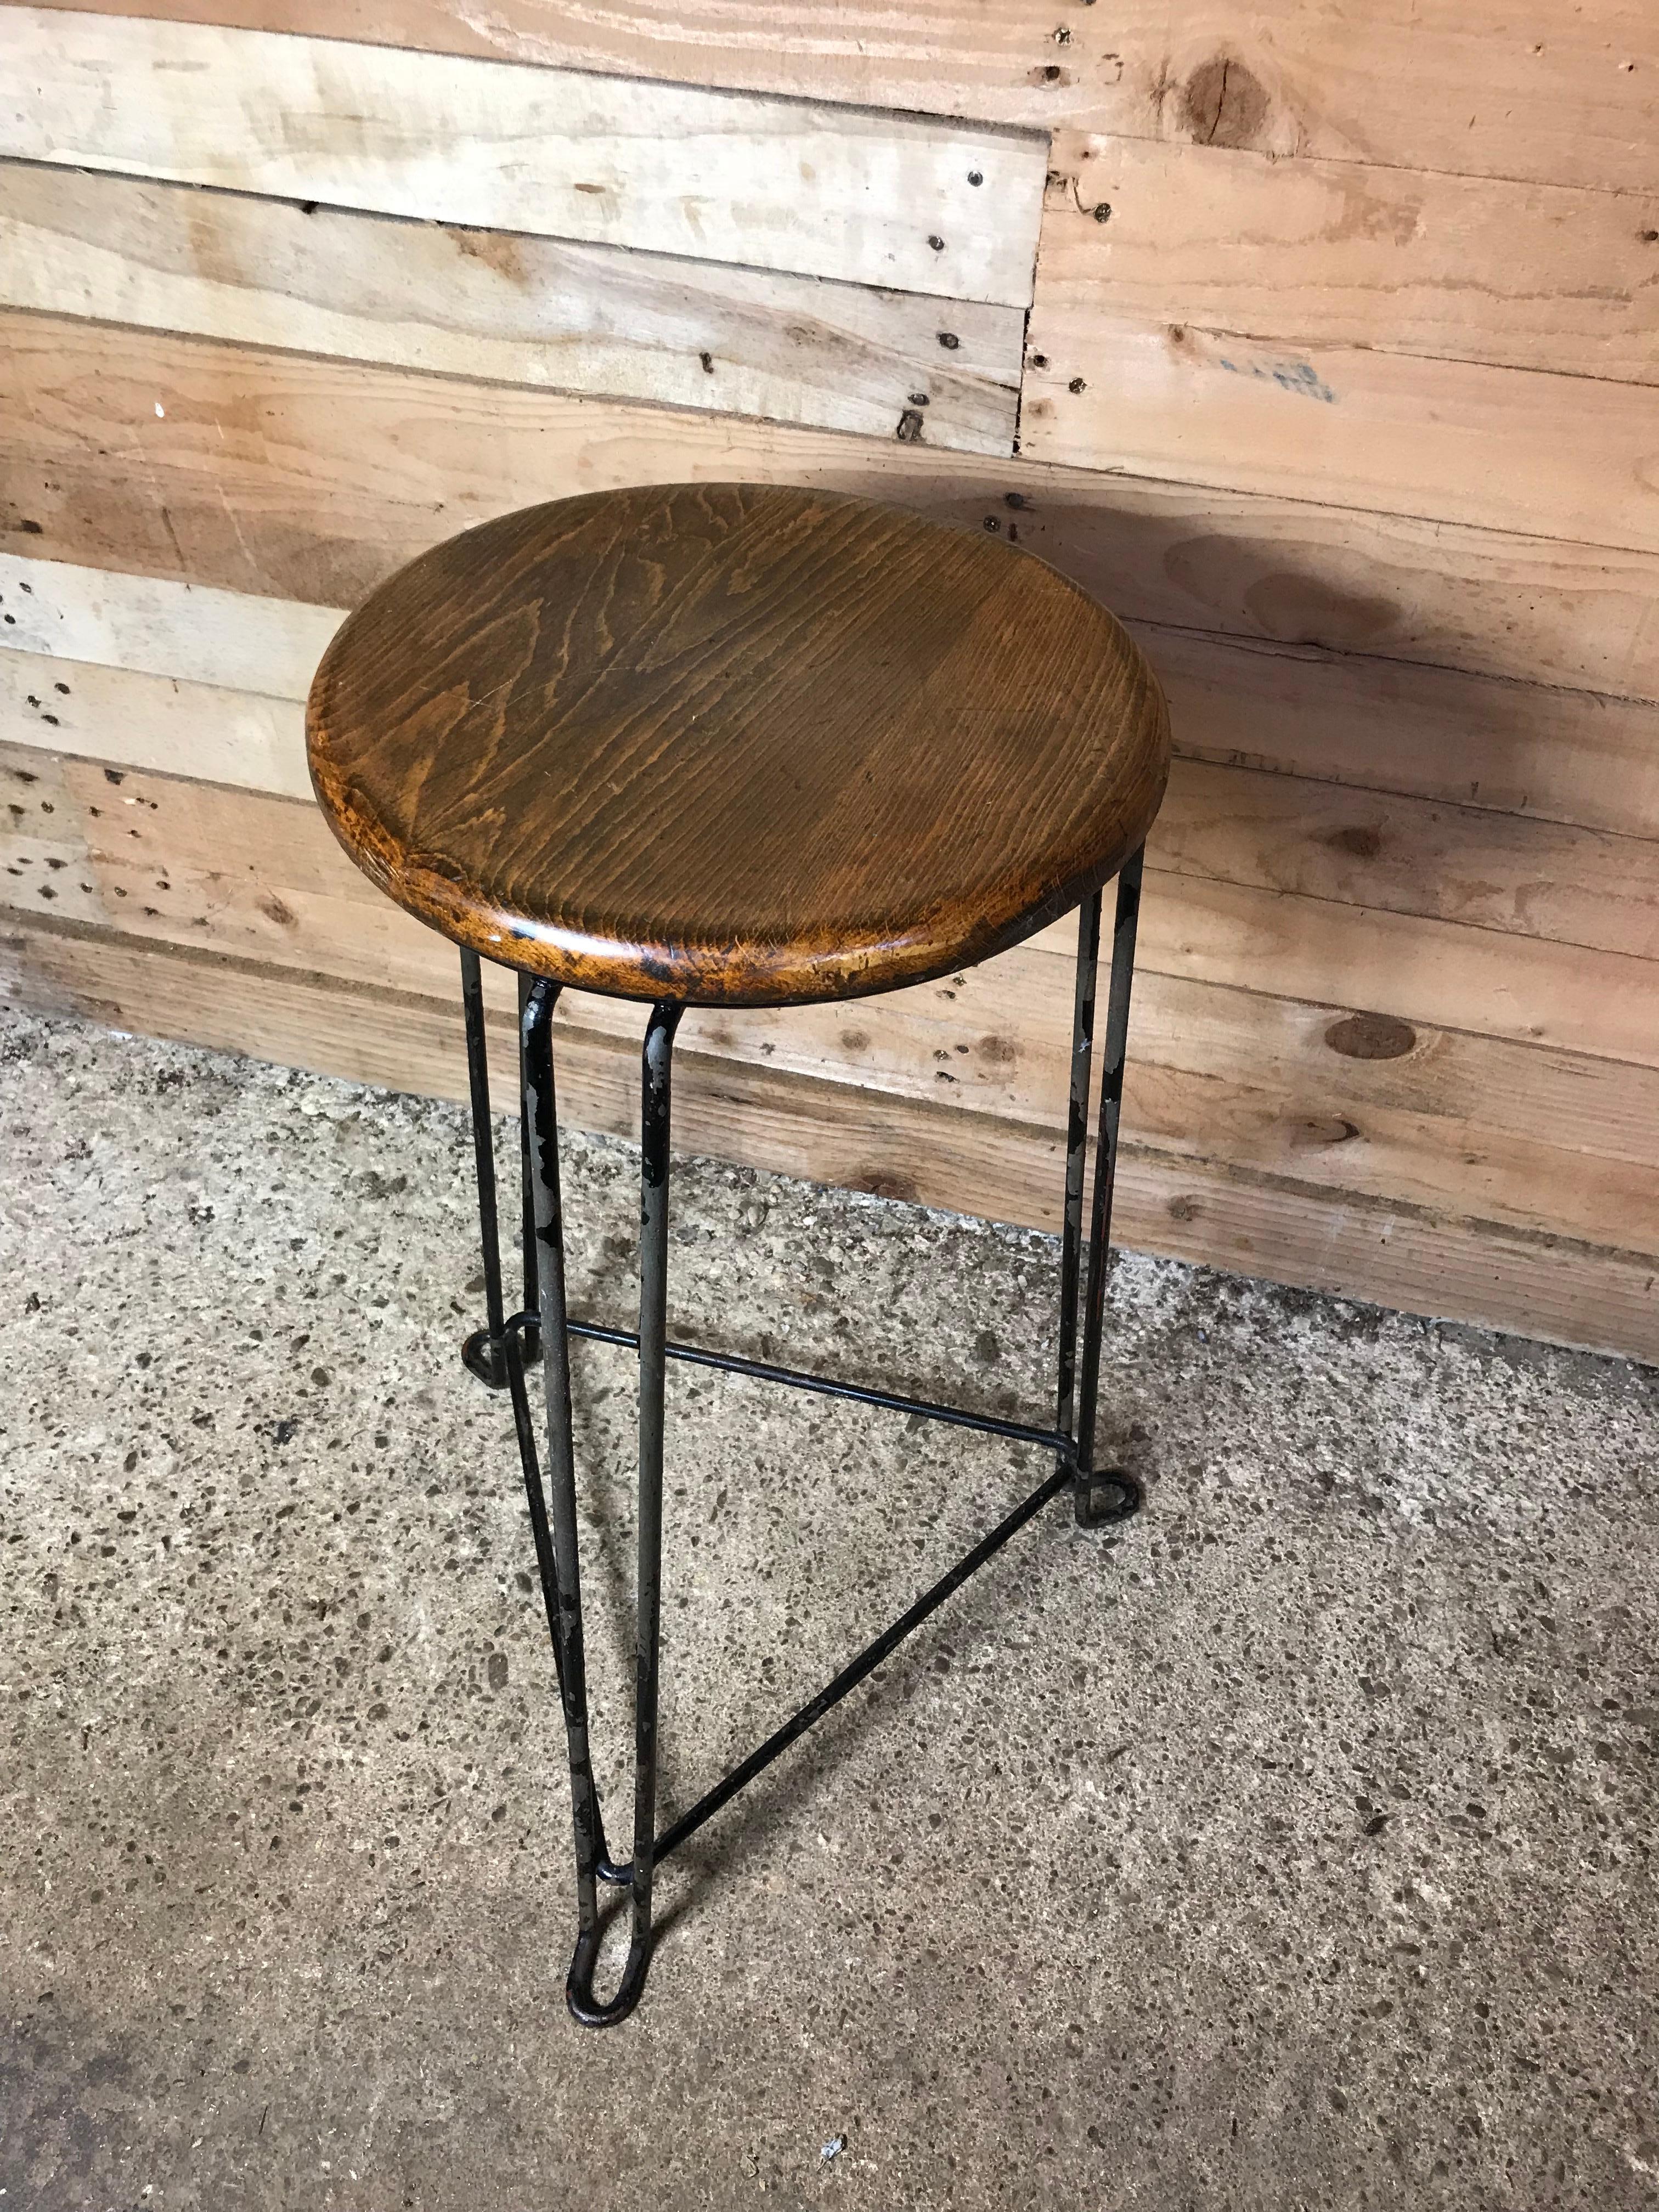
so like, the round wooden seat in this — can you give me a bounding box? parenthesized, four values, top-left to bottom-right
(306, 483, 1169, 1008)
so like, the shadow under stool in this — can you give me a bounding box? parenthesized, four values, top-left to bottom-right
(305, 482, 1171, 2024)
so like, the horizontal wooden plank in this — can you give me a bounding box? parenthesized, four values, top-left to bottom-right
(8, 742, 1659, 1257)
(0, 553, 336, 700)
(7, 0, 1655, 193)
(10, 550, 1659, 847)
(9, 557, 1659, 849)
(7, 907, 1656, 1362)
(0, 163, 1020, 456)
(5, 549, 1656, 851)
(1018, 313, 1659, 556)
(1038, 136, 1659, 385)
(0, 647, 315, 800)
(7, 314, 1658, 702)
(1155, 760, 1659, 964)
(1132, 873, 1659, 1077)
(1, 8, 1044, 306)
(1145, 626, 1659, 844)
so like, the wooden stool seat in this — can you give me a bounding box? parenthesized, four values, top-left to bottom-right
(306, 483, 1169, 1007)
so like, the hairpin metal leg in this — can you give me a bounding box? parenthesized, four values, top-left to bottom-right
(459, 949, 512, 1391)
(459, 956, 627, 1897)
(520, 974, 637, 2019)
(516, 969, 542, 1370)
(448, 875, 1148, 2031)
(1055, 888, 1102, 1475)
(554, 1000, 682, 2025)
(1072, 850, 1144, 1527)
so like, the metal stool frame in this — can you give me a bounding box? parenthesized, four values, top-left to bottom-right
(456, 853, 1145, 2025)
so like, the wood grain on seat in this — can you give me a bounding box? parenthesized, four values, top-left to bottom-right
(305, 483, 1170, 1006)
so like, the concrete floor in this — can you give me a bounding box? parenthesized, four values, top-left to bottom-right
(2, 1008, 1657, 2211)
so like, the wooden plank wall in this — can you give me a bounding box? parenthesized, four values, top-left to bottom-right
(1, 2, 1656, 1362)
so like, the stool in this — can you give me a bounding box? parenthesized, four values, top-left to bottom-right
(307, 483, 1170, 2025)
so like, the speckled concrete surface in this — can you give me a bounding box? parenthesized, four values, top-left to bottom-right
(2, 1008, 1656, 2212)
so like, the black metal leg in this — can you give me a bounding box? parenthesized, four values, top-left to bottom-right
(519, 977, 632, 2019)
(569, 1001, 683, 2025)
(459, 961, 627, 1903)
(511, 984, 682, 2027)
(1055, 890, 1102, 1472)
(516, 969, 542, 1369)
(451, 878, 1150, 2029)
(459, 949, 511, 1389)
(1073, 849, 1144, 1526)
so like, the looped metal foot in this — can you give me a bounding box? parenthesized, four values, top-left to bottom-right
(462, 1314, 541, 1389)
(461, 1326, 509, 1389)
(1074, 1468, 1143, 1527)
(566, 1925, 655, 2028)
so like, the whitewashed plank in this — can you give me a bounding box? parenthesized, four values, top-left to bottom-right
(0, 7, 1046, 306)
(0, 648, 312, 798)
(0, 553, 340, 699)
(0, 164, 1020, 455)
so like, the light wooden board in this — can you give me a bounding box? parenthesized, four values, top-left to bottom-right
(0, 554, 336, 700)
(1133, 874, 1659, 1079)
(7, 0, 1655, 193)
(1146, 627, 1659, 844)
(1037, 136, 1659, 385)
(0, 648, 315, 799)
(1155, 760, 1659, 965)
(8, 907, 1656, 1362)
(1018, 313, 1659, 556)
(7, 313, 1659, 702)
(0, 7, 1045, 307)
(14, 557, 1659, 841)
(25, 736, 1659, 1277)
(0, 163, 1022, 456)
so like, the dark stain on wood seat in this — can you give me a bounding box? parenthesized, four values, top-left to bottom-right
(306, 483, 1170, 1007)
